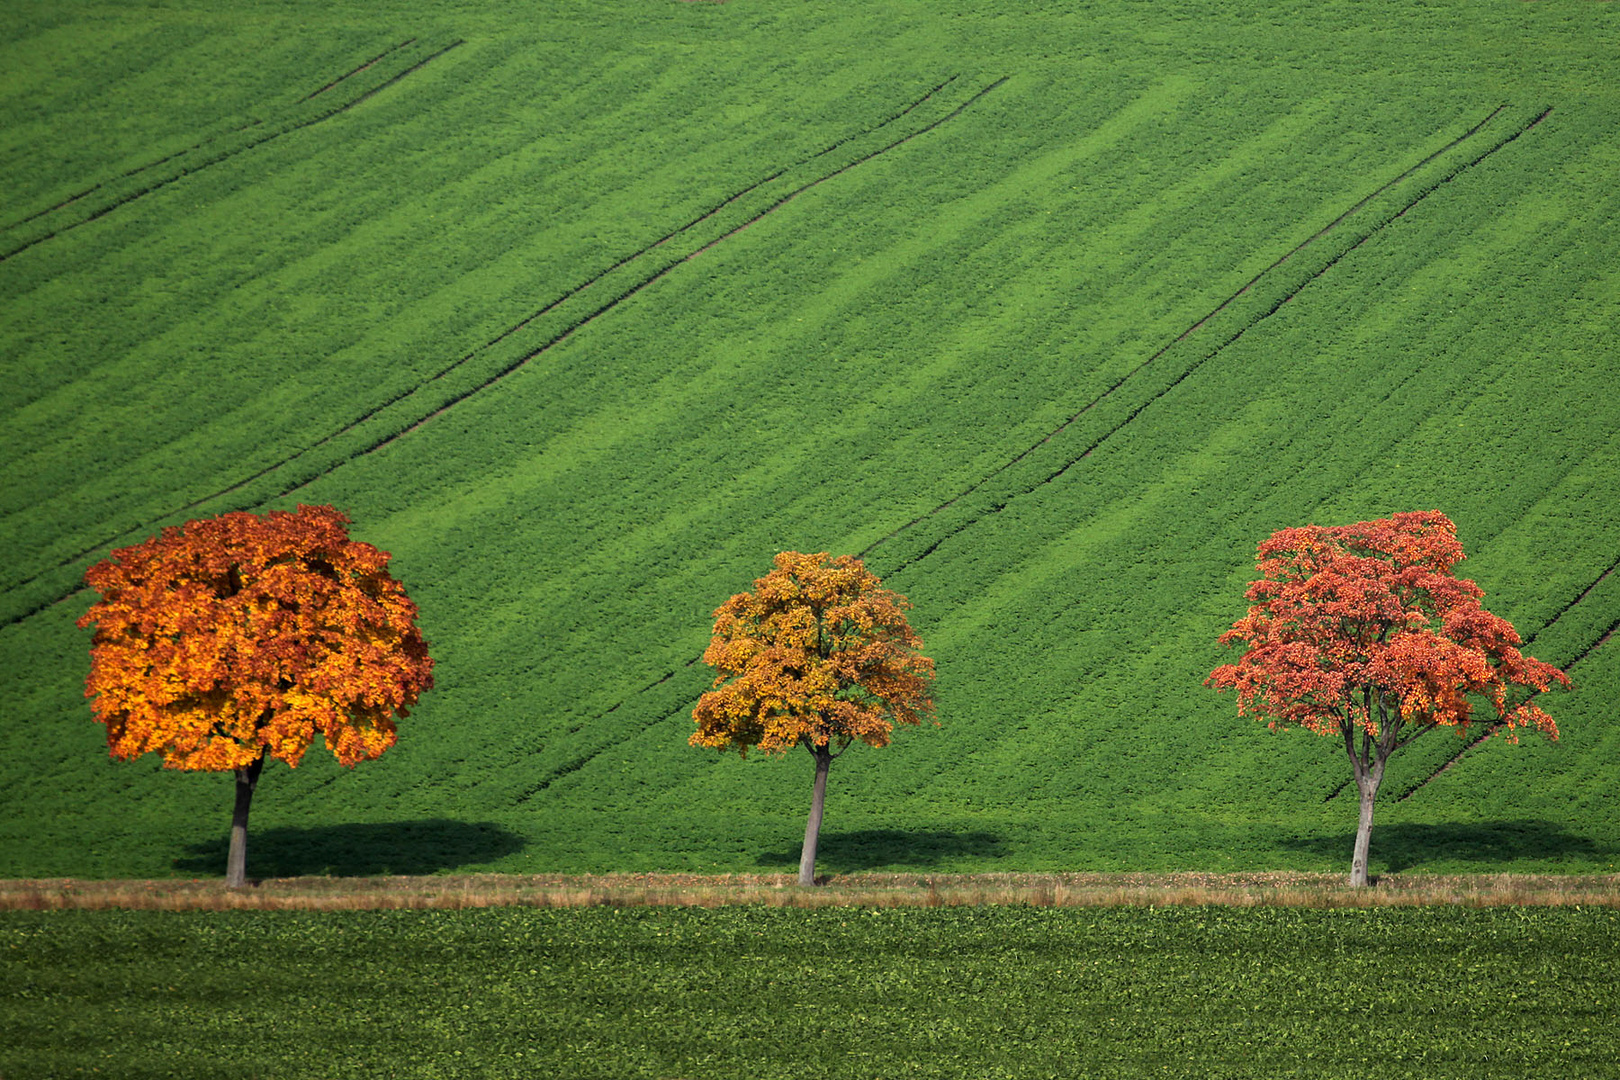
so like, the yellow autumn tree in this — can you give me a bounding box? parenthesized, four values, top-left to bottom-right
(692, 552, 935, 885)
(78, 505, 434, 887)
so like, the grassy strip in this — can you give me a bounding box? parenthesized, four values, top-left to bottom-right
(4, 872, 1619, 911)
(4, 905, 1617, 1079)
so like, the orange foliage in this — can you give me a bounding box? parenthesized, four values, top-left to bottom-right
(1208, 510, 1567, 741)
(691, 552, 935, 756)
(78, 505, 434, 771)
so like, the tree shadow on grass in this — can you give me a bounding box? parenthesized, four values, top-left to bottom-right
(173, 820, 525, 879)
(755, 828, 1007, 873)
(1278, 820, 1611, 874)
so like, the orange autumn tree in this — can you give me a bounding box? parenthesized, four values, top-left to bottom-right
(1208, 510, 1567, 886)
(78, 505, 433, 888)
(692, 552, 935, 885)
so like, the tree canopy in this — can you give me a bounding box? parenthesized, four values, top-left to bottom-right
(692, 551, 934, 883)
(692, 551, 934, 756)
(79, 504, 433, 884)
(1208, 510, 1568, 885)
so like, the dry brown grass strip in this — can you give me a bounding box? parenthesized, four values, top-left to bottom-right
(3, 871, 1619, 912)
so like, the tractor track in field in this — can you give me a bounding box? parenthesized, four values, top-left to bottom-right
(11, 96, 1555, 803)
(866, 104, 1550, 577)
(299, 39, 419, 101)
(1323, 546, 1615, 803)
(516, 654, 709, 806)
(857, 106, 1512, 564)
(360, 75, 965, 390)
(517, 699, 693, 805)
(1, 75, 1002, 630)
(308, 78, 1008, 785)
(2, 96, 1573, 803)
(0, 38, 457, 265)
(368, 76, 1006, 452)
(0, 35, 462, 617)
(1390, 547, 1620, 802)
(5, 39, 421, 234)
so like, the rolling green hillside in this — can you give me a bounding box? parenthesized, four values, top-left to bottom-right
(3, 0, 1617, 879)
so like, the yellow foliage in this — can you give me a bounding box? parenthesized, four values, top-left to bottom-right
(691, 552, 934, 757)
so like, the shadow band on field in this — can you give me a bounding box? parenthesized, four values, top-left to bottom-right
(1279, 820, 1611, 874)
(174, 819, 525, 878)
(756, 828, 1007, 872)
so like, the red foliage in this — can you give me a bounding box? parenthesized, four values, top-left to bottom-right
(78, 505, 434, 771)
(1208, 510, 1567, 742)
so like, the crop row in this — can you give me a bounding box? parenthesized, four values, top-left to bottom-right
(4, 4, 1619, 878)
(0, 53, 989, 625)
(434, 97, 1581, 835)
(0, 72, 999, 617)
(0, 38, 462, 264)
(5, 906, 1619, 1078)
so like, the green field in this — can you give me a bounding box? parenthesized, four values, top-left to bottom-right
(4, 905, 1617, 1079)
(3, 0, 1619, 881)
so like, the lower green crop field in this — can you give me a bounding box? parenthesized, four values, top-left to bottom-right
(5, 906, 1619, 1079)
(3, 0, 1620, 883)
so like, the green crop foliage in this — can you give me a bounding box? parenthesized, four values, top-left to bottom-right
(4, 906, 1619, 1078)
(2, 0, 1618, 880)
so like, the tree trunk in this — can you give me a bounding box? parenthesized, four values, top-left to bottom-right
(225, 750, 266, 889)
(1350, 773, 1380, 888)
(1343, 693, 1400, 888)
(798, 744, 833, 886)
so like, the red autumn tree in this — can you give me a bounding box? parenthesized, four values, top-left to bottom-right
(1208, 510, 1567, 886)
(78, 504, 433, 888)
(692, 552, 935, 885)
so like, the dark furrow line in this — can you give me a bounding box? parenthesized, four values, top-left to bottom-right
(0, 41, 463, 265)
(0, 78, 991, 634)
(566, 664, 693, 734)
(308, 77, 1008, 467)
(440, 83, 1012, 768)
(6, 119, 276, 233)
(0, 44, 473, 616)
(1168, 105, 1509, 348)
(771, 75, 960, 177)
(1326, 542, 1613, 806)
(0, 77, 970, 615)
(1540, 603, 1620, 677)
(679, 77, 1009, 264)
(1322, 723, 1437, 802)
(1585, 614, 1620, 664)
(886, 311, 1248, 574)
(880, 105, 1548, 578)
(1399, 601, 1620, 802)
(513, 751, 598, 802)
(330, 39, 462, 114)
(6, 146, 196, 231)
(5, 42, 422, 232)
(860, 358, 1145, 557)
(517, 670, 697, 803)
(1394, 723, 1499, 801)
(862, 104, 1514, 561)
(891, 98, 1551, 803)
(411, 77, 963, 389)
(1378, 383, 1603, 802)
(1114, 110, 1551, 800)
(300, 39, 417, 100)
(1524, 550, 1620, 647)
(1, 586, 82, 629)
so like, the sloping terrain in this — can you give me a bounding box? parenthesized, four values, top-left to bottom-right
(2, 0, 1616, 878)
